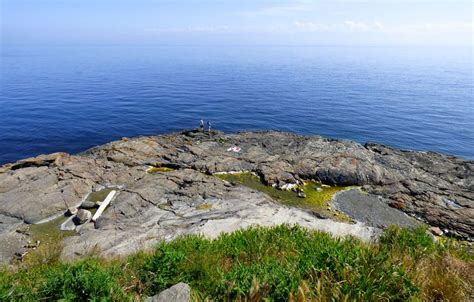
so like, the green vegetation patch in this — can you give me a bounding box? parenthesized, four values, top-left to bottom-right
(24, 216, 77, 266)
(195, 203, 212, 210)
(29, 216, 75, 243)
(2, 225, 472, 301)
(216, 172, 351, 221)
(86, 187, 116, 203)
(146, 166, 175, 174)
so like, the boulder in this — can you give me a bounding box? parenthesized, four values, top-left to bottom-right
(73, 209, 92, 225)
(65, 207, 78, 216)
(80, 201, 97, 209)
(145, 283, 191, 302)
(429, 227, 444, 236)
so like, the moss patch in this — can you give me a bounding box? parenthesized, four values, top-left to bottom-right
(216, 172, 352, 222)
(146, 166, 175, 174)
(196, 203, 213, 210)
(86, 188, 115, 203)
(25, 216, 77, 265)
(29, 216, 75, 243)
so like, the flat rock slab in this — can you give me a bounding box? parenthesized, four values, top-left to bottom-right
(332, 189, 420, 229)
(63, 169, 379, 259)
(61, 169, 378, 260)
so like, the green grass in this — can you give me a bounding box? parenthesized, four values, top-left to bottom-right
(216, 172, 352, 221)
(1, 225, 472, 301)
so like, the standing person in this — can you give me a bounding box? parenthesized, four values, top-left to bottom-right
(199, 119, 204, 132)
(207, 121, 212, 132)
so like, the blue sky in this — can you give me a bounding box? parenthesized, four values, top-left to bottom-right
(1, 0, 472, 46)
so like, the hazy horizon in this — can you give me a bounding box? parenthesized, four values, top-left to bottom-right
(2, 0, 473, 47)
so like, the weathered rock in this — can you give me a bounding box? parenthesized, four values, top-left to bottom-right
(65, 207, 78, 216)
(0, 214, 29, 264)
(0, 130, 472, 263)
(331, 189, 420, 229)
(430, 226, 444, 236)
(80, 201, 97, 209)
(73, 209, 92, 225)
(145, 282, 191, 302)
(61, 169, 377, 259)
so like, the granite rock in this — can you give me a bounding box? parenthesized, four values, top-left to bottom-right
(0, 130, 472, 263)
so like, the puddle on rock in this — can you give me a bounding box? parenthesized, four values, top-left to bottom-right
(216, 172, 353, 222)
(29, 216, 76, 242)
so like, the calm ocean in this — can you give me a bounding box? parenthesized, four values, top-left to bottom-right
(0, 45, 473, 164)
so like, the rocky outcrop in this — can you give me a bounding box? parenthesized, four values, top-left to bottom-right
(60, 169, 377, 259)
(0, 130, 472, 263)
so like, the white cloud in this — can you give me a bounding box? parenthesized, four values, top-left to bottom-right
(147, 25, 231, 34)
(293, 20, 379, 32)
(147, 21, 473, 39)
(238, 4, 314, 17)
(188, 26, 230, 33)
(294, 21, 334, 32)
(344, 21, 370, 32)
(293, 20, 473, 35)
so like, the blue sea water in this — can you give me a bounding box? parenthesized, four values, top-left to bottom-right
(0, 45, 473, 164)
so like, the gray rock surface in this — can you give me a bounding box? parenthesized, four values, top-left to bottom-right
(73, 209, 92, 225)
(80, 201, 97, 209)
(60, 216, 76, 231)
(0, 130, 472, 263)
(332, 189, 420, 229)
(0, 214, 29, 265)
(61, 169, 376, 259)
(145, 282, 190, 302)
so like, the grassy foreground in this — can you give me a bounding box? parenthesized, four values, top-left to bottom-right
(1, 225, 472, 301)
